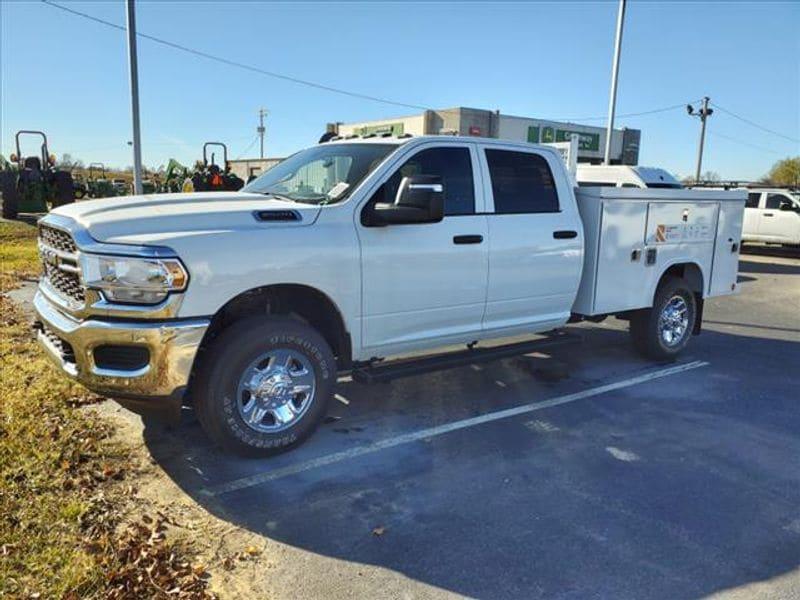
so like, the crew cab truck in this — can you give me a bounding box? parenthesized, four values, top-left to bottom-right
(32, 136, 745, 455)
(742, 188, 800, 246)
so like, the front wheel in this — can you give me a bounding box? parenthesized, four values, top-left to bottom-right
(193, 316, 336, 456)
(630, 277, 696, 361)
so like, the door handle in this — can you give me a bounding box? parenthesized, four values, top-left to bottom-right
(453, 234, 483, 245)
(763, 212, 774, 217)
(553, 230, 578, 239)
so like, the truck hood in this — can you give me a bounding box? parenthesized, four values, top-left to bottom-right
(52, 192, 321, 245)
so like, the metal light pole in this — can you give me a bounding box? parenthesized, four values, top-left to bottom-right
(126, 0, 143, 195)
(688, 96, 713, 182)
(603, 0, 626, 165)
(258, 108, 267, 159)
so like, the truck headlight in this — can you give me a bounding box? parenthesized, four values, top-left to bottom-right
(80, 254, 188, 304)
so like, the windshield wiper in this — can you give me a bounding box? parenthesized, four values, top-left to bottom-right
(257, 191, 298, 203)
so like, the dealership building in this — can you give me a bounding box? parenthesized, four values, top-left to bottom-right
(227, 157, 283, 182)
(334, 106, 641, 165)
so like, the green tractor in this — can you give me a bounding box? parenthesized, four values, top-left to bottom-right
(162, 158, 190, 193)
(71, 170, 88, 200)
(188, 142, 245, 192)
(86, 163, 118, 199)
(0, 131, 75, 220)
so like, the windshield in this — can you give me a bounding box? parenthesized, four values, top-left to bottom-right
(243, 143, 397, 204)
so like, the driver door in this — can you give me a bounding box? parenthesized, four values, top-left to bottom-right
(759, 193, 800, 242)
(357, 143, 489, 355)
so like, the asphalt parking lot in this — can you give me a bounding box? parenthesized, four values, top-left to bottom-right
(20, 246, 800, 599)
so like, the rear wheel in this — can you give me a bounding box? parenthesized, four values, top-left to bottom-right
(630, 277, 696, 361)
(193, 316, 336, 456)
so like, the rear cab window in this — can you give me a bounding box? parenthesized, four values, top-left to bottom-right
(746, 193, 761, 208)
(578, 181, 615, 188)
(484, 149, 559, 214)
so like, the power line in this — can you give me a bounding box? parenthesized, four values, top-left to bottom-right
(40, 0, 430, 112)
(556, 101, 699, 123)
(707, 130, 785, 156)
(711, 102, 800, 145)
(234, 136, 260, 161)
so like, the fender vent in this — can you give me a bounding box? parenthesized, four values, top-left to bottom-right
(253, 210, 302, 222)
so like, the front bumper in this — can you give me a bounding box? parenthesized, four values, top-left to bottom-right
(33, 290, 209, 402)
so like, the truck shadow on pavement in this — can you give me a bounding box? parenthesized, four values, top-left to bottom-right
(141, 326, 800, 599)
(738, 258, 800, 276)
(741, 244, 800, 260)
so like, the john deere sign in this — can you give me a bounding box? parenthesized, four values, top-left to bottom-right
(356, 122, 404, 136)
(528, 126, 601, 152)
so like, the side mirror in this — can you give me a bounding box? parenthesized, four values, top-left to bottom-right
(371, 175, 444, 225)
(779, 200, 794, 211)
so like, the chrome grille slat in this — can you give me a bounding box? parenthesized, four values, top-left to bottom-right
(39, 225, 77, 254)
(38, 225, 85, 305)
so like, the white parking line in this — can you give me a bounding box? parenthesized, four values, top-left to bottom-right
(204, 360, 709, 497)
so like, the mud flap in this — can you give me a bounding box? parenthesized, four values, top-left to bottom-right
(693, 296, 704, 335)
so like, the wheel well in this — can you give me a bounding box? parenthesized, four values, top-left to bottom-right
(198, 284, 352, 371)
(659, 263, 704, 296)
(658, 263, 705, 335)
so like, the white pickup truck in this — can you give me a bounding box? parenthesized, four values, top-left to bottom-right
(33, 136, 745, 455)
(742, 188, 800, 246)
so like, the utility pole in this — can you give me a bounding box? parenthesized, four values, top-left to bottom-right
(126, 0, 143, 195)
(257, 108, 267, 159)
(603, 0, 626, 165)
(687, 97, 713, 182)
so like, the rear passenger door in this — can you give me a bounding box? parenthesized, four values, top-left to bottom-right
(479, 146, 583, 333)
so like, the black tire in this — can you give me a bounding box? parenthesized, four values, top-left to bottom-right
(630, 277, 696, 361)
(0, 172, 19, 220)
(193, 316, 336, 456)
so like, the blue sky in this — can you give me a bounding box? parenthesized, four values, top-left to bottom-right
(1, 1, 798, 179)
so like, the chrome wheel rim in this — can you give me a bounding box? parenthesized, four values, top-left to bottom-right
(236, 349, 316, 433)
(659, 295, 689, 347)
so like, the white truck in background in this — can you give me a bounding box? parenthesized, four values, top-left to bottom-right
(33, 136, 745, 455)
(576, 164, 683, 189)
(742, 188, 800, 246)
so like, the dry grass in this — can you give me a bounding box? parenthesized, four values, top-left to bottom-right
(0, 295, 126, 597)
(0, 220, 39, 292)
(0, 221, 213, 598)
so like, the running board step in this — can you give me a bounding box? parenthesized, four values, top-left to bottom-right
(351, 330, 581, 384)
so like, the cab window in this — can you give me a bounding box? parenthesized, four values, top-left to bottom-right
(765, 193, 792, 210)
(485, 149, 559, 214)
(745, 193, 761, 208)
(368, 147, 475, 216)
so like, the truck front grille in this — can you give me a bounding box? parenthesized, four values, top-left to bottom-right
(38, 225, 85, 306)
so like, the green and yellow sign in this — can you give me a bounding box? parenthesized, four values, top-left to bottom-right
(555, 129, 600, 151)
(528, 125, 601, 151)
(357, 123, 404, 136)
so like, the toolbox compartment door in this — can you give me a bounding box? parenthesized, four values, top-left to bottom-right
(593, 200, 649, 314)
(709, 201, 744, 296)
